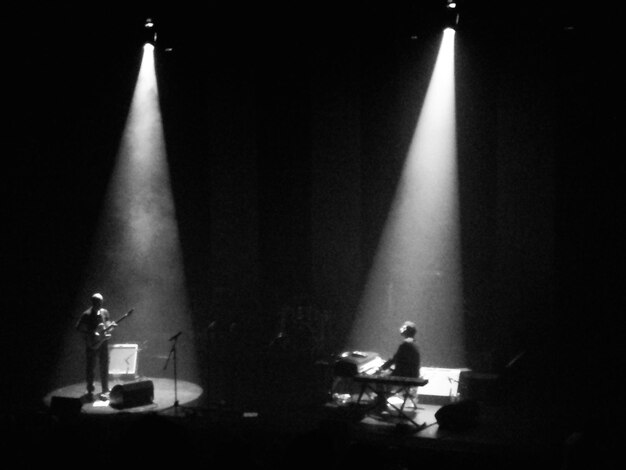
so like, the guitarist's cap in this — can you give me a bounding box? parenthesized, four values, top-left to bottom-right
(91, 293, 103, 302)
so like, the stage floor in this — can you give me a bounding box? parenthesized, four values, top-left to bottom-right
(29, 381, 572, 470)
(43, 376, 203, 415)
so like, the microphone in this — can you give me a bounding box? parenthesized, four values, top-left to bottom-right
(169, 331, 183, 341)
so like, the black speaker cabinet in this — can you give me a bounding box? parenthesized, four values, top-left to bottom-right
(435, 399, 480, 431)
(458, 371, 502, 404)
(110, 380, 154, 409)
(50, 396, 83, 417)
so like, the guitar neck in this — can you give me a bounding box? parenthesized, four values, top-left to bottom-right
(103, 309, 134, 332)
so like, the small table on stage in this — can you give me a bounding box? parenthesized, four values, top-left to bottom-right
(353, 374, 429, 429)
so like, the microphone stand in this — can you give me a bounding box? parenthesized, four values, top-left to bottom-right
(448, 376, 460, 402)
(163, 333, 180, 412)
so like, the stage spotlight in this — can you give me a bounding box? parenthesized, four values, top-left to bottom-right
(348, 28, 463, 370)
(143, 17, 157, 45)
(445, 0, 460, 30)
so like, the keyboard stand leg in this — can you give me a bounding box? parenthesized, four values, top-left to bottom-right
(385, 387, 424, 430)
(356, 383, 368, 405)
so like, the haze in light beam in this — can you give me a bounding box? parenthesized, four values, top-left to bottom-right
(55, 44, 198, 388)
(348, 30, 464, 368)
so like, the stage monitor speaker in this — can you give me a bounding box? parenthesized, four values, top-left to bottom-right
(110, 380, 154, 409)
(435, 399, 480, 431)
(50, 396, 83, 417)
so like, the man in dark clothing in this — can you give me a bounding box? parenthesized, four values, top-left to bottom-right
(381, 320, 420, 378)
(369, 320, 421, 416)
(75, 293, 116, 400)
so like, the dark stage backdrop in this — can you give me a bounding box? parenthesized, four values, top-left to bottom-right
(2, 3, 622, 420)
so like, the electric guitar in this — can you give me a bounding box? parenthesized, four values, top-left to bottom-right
(86, 309, 134, 350)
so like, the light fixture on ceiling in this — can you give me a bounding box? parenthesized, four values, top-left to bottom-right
(445, 0, 460, 30)
(143, 17, 157, 45)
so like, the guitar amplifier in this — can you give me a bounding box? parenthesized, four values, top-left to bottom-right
(109, 343, 139, 377)
(457, 370, 502, 404)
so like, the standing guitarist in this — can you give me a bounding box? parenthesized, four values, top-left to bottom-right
(75, 293, 117, 401)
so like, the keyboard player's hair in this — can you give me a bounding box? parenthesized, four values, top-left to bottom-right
(401, 321, 416, 337)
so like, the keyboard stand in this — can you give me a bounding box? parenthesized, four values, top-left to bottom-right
(354, 375, 428, 429)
